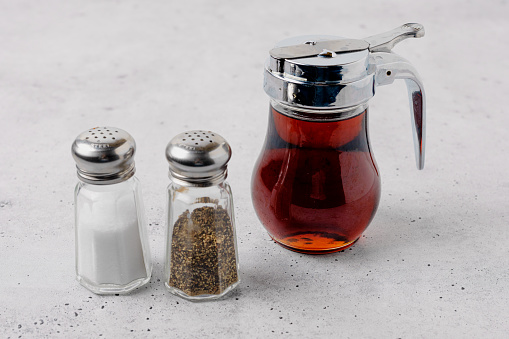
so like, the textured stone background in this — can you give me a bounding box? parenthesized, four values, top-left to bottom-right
(1, 0, 508, 337)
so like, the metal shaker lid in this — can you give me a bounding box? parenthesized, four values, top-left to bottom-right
(165, 130, 231, 186)
(71, 127, 136, 185)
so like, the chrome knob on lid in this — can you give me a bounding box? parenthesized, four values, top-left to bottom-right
(165, 130, 232, 186)
(71, 127, 136, 184)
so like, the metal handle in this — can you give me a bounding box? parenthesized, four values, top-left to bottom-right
(366, 23, 426, 170)
(364, 23, 425, 53)
(373, 52, 426, 169)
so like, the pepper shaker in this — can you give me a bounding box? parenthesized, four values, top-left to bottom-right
(164, 130, 240, 301)
(72, 127, 152, 294)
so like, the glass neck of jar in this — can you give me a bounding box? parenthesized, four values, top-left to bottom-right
(78, 176, 137, 192)
(169, 169, 227, 188)
(271, 100, 368, 122)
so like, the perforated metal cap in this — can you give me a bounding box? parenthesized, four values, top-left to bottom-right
(71, 127, 136, 185)
(165, 130, 231, 186)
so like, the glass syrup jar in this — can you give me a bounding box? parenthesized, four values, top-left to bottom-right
(164, 131, 240, 301)
(72, 127, 152, 294)
(252, 23, 426, 254)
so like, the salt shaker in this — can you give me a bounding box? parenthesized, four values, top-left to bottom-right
(72, 127, 152, 294)
(164, 131, 240, 301)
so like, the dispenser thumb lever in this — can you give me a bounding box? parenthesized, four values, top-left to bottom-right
(365, 23, 425, 53)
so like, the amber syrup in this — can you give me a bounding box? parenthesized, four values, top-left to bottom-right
(252, 106, 381, 254)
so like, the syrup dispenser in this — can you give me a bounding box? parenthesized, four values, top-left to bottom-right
(251, 23, 426, 254)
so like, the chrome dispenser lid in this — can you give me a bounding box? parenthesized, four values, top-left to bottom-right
(264, 23, 424, 109)
(71, 127, 136, 185)
(165, 130, 231, 186)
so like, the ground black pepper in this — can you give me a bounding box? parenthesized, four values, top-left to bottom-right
(169, 206, 238, 296)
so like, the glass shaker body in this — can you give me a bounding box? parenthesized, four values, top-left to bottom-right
(164, 180, 240, 301)
(251, 102, 381, 254)
(75, 177, 152, 294)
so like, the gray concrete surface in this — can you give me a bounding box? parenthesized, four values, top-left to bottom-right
(1, 0, 508, 337)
